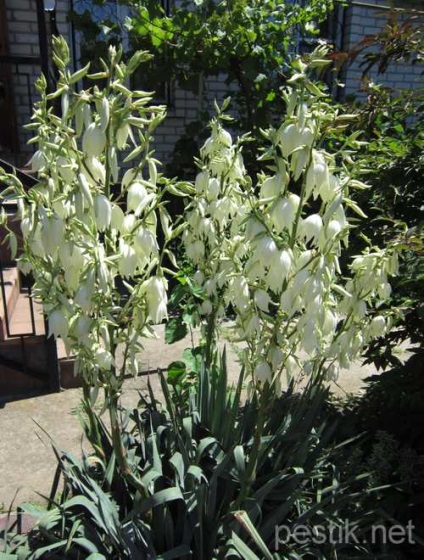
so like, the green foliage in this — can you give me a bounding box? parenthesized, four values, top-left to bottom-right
(1, 355, 391, 559)
(343, 13, 424, 366)
(326, 351, 424, 557)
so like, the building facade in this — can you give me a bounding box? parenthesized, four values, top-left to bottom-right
(0, 0, 422, 167)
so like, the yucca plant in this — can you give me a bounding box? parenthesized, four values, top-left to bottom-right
(2, 353, 391, 560)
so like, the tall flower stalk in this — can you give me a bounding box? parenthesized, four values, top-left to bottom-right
(0, 37, 176, 496)
(184, 44, 401, 390)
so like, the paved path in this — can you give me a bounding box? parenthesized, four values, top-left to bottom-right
(0, 325, 410, 508)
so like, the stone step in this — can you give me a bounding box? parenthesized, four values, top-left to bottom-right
(0, 336, 52, 401)
(0, 362, 46, 401)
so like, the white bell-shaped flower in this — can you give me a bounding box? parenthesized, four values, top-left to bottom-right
(260, 175, 281, 200)
(217, 128, 233, 147)
(254, 361, 272, 384)
(269, 346, 283, 370)
(195, 171, 209, 194)
(245, 314, 261, 338)
(305, 151, 329, 200)
(299, 214, 323, 244)
(56, 156, 75, 184)
(271, 193, 300, 232)
(206, 178, 220, 201)
(254, 289, 271, 312)
(30, 150, 46, 172)
(111, 204, 125, 232)
(75, 281, 94, 312)
(41, 214, 64, 256)
(127, 182, 149, 215)
(194, 269, 205, 285)
(94, 194, 112, 232)
(200, 300, 213, 315)
(134, 227, 158, 258)
(186, 239, 205, 264)
(145, 276, 168, 324)
(267, 249, 292, 292)
(48, 309, 69, 339)
(255, 236, 278, 267)
(74, 316, 92, 344)
(278, 123, 301, 158)
(85, 156, 106, 185)
(82, 123, 106, 157)
(368, 315, 386, 338)
(119, 241, 138, 278)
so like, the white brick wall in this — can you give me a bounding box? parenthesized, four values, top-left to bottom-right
(153, 74, 237, 165)
(343, 0, 424, 97)
(3, 0, 423, 165)
(5, 0, 71, 157)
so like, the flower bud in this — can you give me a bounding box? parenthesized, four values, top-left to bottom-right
(116, 123, 130, 149)
(95, 347, 114, 370)
(98, 97, 110, 132)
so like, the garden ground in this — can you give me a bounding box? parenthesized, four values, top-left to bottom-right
(0, 325, 411, 509)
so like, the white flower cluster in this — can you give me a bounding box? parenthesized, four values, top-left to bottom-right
(184, 46, 400, 388)
(15, 46, 168, 384)
(183, 119, 249, 320)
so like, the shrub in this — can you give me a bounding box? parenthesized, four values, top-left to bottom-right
(2, 357, 392, 559)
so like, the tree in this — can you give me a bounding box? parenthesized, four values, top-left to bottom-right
(70, 0, 334, 176)
(343, 12, 424, 367)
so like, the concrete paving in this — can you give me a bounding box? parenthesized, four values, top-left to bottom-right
(0, 325, 412, 509)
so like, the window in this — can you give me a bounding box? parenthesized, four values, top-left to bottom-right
(70, 0, 130, 69)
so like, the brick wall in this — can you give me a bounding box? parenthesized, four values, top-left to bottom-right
(342, 0, 423, 98)
(153, 73, 238, 166)
(5, 0, 70, 159)
(3, 0, 423, 167)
